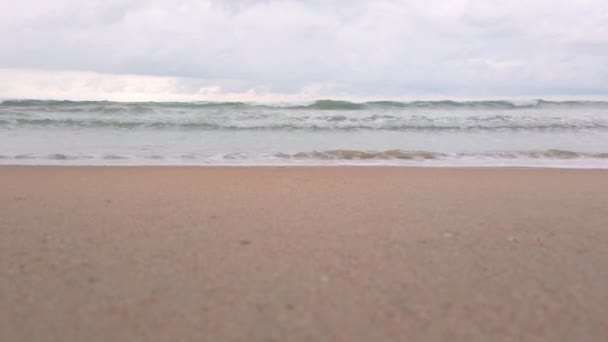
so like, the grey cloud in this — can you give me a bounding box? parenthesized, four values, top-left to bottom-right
(1, 0, 607, 97)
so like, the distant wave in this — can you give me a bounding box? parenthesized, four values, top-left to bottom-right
(3, 99, 608, 110)
(2, 98, 607, 133)
(0, 99, 250, 108)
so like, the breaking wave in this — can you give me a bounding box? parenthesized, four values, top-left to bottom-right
(2, 98, 607, 132)
(1, 150, 607, 163)
(273, 149, 608, 160)
(2, 115, 607, 132)
(3, 99, 608, 110)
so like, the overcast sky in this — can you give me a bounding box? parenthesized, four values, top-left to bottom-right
(1, 0, 607, 101)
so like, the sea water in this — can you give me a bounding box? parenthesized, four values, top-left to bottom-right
(1, 99, 607, 168)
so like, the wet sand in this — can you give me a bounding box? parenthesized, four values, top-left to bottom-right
(1, 166, 608, 341)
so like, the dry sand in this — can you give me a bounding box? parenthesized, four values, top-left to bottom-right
(1, 166, 607, 341)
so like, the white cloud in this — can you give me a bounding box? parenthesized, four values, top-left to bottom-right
(0, 0, 607, 100)
(0, 68, 341, 102)
(467, 58, 524, 70)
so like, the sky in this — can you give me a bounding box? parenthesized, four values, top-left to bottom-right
(1, 0, 607, 101)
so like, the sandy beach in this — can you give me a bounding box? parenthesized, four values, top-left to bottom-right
(1, 166, 607, 341)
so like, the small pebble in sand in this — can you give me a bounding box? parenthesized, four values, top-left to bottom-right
(240, 240, 252, 245)
(507, 236, 519, 242)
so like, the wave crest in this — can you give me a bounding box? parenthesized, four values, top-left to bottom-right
(3, 98, 608, 110)
(2, 116, 606, 132)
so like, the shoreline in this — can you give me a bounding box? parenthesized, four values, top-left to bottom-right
(1, 164, 608, 170)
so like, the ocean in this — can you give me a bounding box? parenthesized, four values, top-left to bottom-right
(1, 99, 607, 168)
